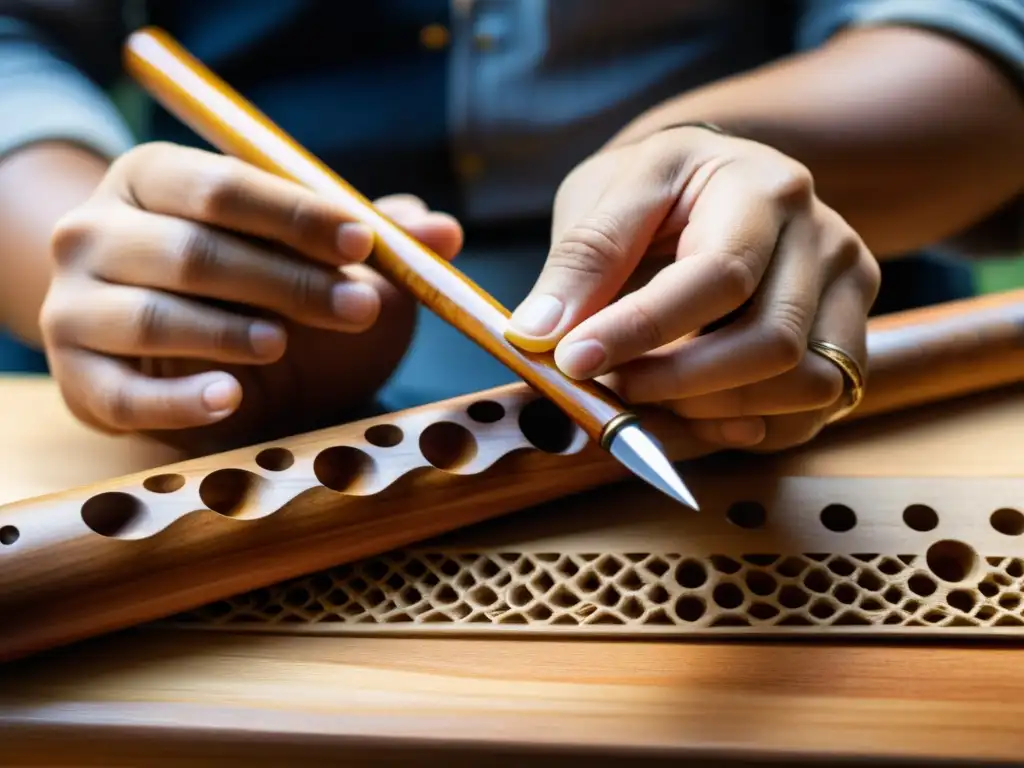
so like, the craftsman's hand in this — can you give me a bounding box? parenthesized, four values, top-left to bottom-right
(506, 125, 880, 451)
(40, 142, 463, 450)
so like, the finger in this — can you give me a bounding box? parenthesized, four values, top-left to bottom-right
(745, 411, 828, 454)
(376, 195, 464, 261)
(610, 213, 824, 403)
(504, 159, 678, 352)
(551, 168, 787, 379)
(116, 144, 375, 266)
(685, 416, 767, 449)
(50, 347, 244, 433)
(679, 265, 874, 440)
(805, 265, 874, 424)
(45, 281, 287, 364)
(90, 208, 380, 332)
(669, 353, 843, 418)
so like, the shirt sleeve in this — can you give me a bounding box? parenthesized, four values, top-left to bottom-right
(0, 16, 135, 163)
(797, 0, 1024, 92)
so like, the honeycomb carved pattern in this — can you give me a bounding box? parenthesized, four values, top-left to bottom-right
(171, 549, 1024, 633)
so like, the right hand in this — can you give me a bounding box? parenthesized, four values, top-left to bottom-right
(39, 142, 463, 450)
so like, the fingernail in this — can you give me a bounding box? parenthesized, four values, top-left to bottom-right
(555, 339, 607, 379)
(509, 294, 564, 337)
(718, 418, 766, 446)
(336, 223, 374, 260)
(202, 379, 239, 414)
(249, 321, 285, 357)
(331, 281, 380, 326)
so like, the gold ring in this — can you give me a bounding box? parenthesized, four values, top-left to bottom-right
(807, 340, 865, 424)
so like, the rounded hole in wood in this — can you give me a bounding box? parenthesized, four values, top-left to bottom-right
(833, 584, 857, 605)
(255, 447, 295, 471)
(198, 469, 267, 518)
(947, 589, 976, 613)
(902, 504, 938, 532)
(518, 398, 578, 453)
(925, 540, 978, 583)
(745, 570, 777, 597)
(907, 573, 937, 597)
(418, 422, 478, 471)
(142, 473, 185, 493)
(999, 594, 1021, 610)
(313, 446, 377, 493)
(990, 508, 1024, 537)
(778, 585, 809, 609)
(749, 602, 779, 621)
(467, 400, 506, 424)
(365, 424, 404, 448)
(725, 501, 766, 529)
(674, 559, 707, 589)
(81, 492, 149, 538)
(710, 555, 741, 575)
(712, 582, 744, 610)
(674, 595, 706, 622)
(0, 525, 19, 546)
(820, 504, 856, 532)
(979, 580, 999, 598)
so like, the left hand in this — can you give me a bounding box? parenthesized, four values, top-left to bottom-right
(505, 125, 881, 451)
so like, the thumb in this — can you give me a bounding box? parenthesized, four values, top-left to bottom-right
(504, 162, 676, 353)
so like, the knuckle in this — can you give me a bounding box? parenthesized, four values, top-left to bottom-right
(95, 381, 135, 431)
(132, 296, 171, 348)
(551, 216, 629, 277)
(114, 141, 174, 179)
(762, 301, 808, 369)
(173, 225, 222, 285)
(186, 157, 246, 219)
(714, 251, 760, 306)
(284, 196, 330, 242)
(37, 292, 66, 343)
(854, 251, 882, 299)
(804, 358, 845, 406)
(212, 319, 256, 355)
(622, 299, 668, 352)
(49, 209, 98, 269)
(764, 158, 815, 210)
(285, 265, 323, 313)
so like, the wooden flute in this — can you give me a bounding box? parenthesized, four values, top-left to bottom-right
(0, 288, 1022, 662)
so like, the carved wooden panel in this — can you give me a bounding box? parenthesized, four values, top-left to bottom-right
(169, 474, 1024, 637)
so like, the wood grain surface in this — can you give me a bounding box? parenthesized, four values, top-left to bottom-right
(4, 630, 1024, 766)
(2, 377, 1024, 765)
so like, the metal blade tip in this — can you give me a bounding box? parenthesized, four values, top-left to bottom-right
(608, 423, 699, 510)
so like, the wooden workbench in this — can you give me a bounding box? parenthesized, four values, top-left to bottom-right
(2, 375, 1024, 767)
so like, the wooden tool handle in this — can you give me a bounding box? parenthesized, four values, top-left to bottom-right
(121, 27, 624, 441)
(0, 288, 1021, 662)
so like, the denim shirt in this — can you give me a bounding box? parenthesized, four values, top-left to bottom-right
(0, 0, 1021, 380)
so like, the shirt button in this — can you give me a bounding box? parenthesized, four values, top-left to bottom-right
(419, 23, 450, 50)
(457, 152, 484, 179)
(473, 30, 497, 51)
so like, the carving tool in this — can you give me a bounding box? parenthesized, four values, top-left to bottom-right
(122, 27, 698, 510)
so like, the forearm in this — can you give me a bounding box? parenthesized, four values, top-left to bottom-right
(609, 25, 1024, 258)
(0, 142, 108, 346)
